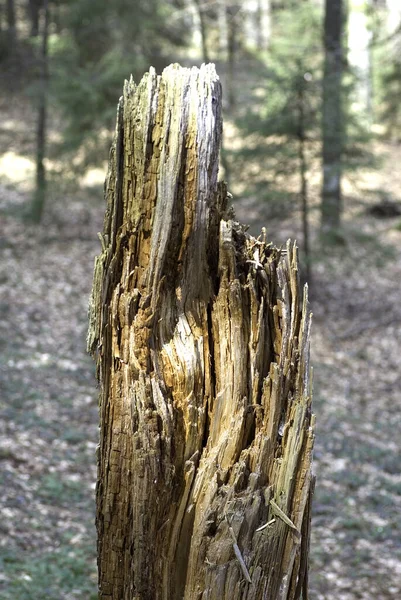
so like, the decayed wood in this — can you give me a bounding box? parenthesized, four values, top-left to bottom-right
(88, 63, 315, 600)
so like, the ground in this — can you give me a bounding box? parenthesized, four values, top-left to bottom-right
(1, 99, 401, 598)
(0, 193, 102, 599)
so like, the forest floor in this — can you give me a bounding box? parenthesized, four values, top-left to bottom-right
(1, 91, 401, 599)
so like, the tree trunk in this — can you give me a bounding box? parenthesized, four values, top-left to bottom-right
(28, 0, 41, 37)
(6, 0, 17, 48)
(257, 0, 271, 52)
(88, 63, 315, 600)
(297, 75, 311, 287)
(227, 3, 240, 109)
(217, 0, 228, 57)
(321, 0, 343, 231)
(194, 0, 210, 62)
(31, 0, 49, 223)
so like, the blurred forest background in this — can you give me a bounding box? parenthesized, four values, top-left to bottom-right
(0, 0, 401, 598)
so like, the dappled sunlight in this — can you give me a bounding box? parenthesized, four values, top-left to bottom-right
(81, 166, 106, 188)
(0, 151, 35, 188)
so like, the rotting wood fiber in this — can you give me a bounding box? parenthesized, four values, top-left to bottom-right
(88, 63, 315, 600)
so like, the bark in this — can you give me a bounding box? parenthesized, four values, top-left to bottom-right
(321, 0, 343, 231)
(88, 63, 315, 600)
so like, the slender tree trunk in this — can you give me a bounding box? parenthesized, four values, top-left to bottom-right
(218, 0, 228, 57)
(297, 76, 311, 286)
(321, 0, 343, 231)
(52, 0, 62, 34)
(257, 0, 271, 51)
(227, 4, 240, 109)
(88, 64, 315, 600)
(6, 0, 17, 48)
(31, 0, 49, 223)
(194, 0, 210, 62)
(28, 0, 41, 37)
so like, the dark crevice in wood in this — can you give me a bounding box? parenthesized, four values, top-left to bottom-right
(201, 397, 210, 453)
(161, 149, 187, 300)
(207, 302, 216, 405)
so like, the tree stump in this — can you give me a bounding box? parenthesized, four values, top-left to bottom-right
(88, 63, 315, 600)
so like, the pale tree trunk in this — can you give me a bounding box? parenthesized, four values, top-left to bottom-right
(386, 0, 401, 38)
(347, 0, 372, 124)
(321, 0, 344, 231)
(257, 0, 271, 52)
(218, 0, 229, 57)
(194, 0, 210, 62)
(88, 64, 315, 600)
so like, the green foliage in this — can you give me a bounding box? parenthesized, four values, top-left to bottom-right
(38, 473, 87, 505)
(248, 3, 322, 134)
(257, 4, 322, 135)
(49, 0, 188, 171)
(230, 1, 375, 223)
(378, 56, 401, 139)
(230, 1, 322, 218)
(369, 2, 401, 139)
(341, 71, 376, 171)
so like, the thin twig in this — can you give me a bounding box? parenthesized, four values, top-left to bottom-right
(228, 526, 252, 584)
(256, 518, 276, 533)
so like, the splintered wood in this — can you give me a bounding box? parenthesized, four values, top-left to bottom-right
(88, 64, 315, 600)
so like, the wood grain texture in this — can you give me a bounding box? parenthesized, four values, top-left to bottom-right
(88, 63, 315, 600)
